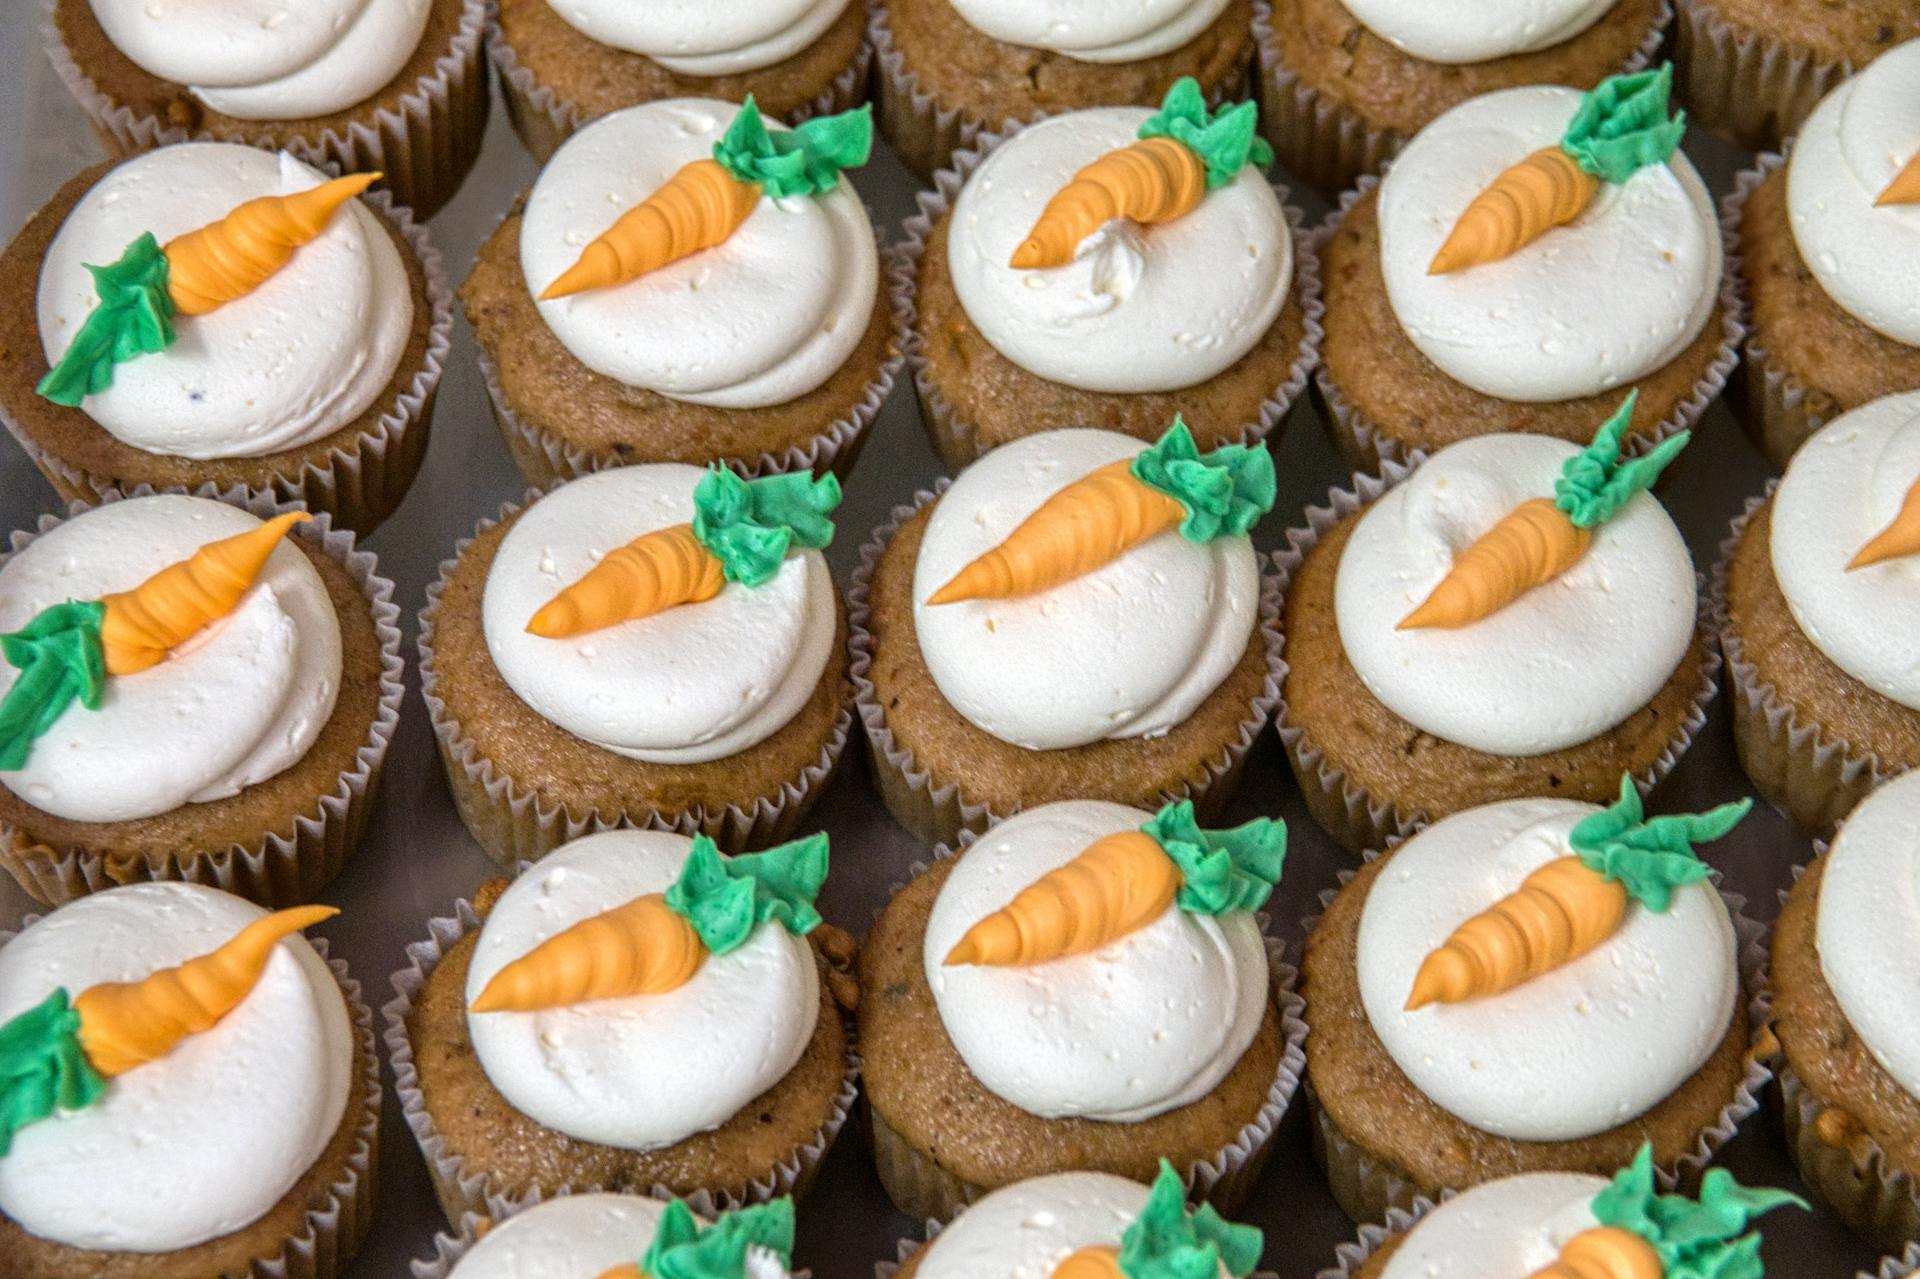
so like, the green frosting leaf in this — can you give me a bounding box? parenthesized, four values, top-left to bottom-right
(0, 600, 107, 771)
(1553, 392, 1690, 530)
(1568, 775, 1750, 911)
(1129, 418, 1276, 542)
(691, 467, 842, 588)
(1590, 1144, 1803, 1279)
(1558, 64, 1687, 184)
(711, 97, 873, 198)
(640, 1197, 796, 1279)
(0, 988, 106, 1157)
(1142, 800, 1285, 917)
(1116, 1160, 1263, 1279)
(663, 833, 828, 956)
(35, 233, 176, 407)
(1137, 77, 1273, 189)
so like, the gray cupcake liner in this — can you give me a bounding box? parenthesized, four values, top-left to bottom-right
(1674, 0, 1851, 153)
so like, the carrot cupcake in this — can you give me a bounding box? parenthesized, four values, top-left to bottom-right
(851, 421, 1280, 847)
(1715, 391, 1920, 834)
(1301, 784, 1769, 1225)
(417, 1191, 796, 1279)
(1276, 400, 1716, 853)
(903, 80, 1320, 470)
(386, 828, 857, 1225)
(44, 0, 487, 218)
(462, 98, 901, 486)
(1315, 68, 1739, 473)
(1255, 0, 1669, 198)
(0, 491, 403, 906)
(1726, 40, 1920, 470)
(859, 799, 1304, 1221)
(0, 144, 449, 536)
(0, 883, 379, 1278)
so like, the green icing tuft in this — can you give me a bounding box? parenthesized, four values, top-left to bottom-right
(1558, 64, 1687, 184)
(0, 988, 105, 1157)
(640, 1196, 796, 1279)
(36, 233, 177, 407)
(1142, 800, 1286, 917)
(691, 467, 841, 588)
(663, 833, 828, 956)
(1553, 392, 1690, 530)
(1568, 775, 1750, 912)
(0, 600, 107, 772)
(1116, 1160, 1263, 1279)
(1590, 1144, 1803, 1279)
(1137, 77, 1273, 190)
(712, 97, 873, 198)
(1129, 418, 1276, 543)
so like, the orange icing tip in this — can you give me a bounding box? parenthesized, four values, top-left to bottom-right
(1051, 1246, 1125, 1279)
(1847, 472, 1920, 569)
(525, 523, 725, 637)
(1398, 497, 1593, 629)
(539, 158, 760, 300)
(469, 892, 708, 1013)
(944, 830, 1181, 967)
(1525, 1225, 1663, 1279)
(1011, 136, 1206, 270)
(1428, 146, 1598, 275)
(165, 173, 380, 316)
(1405, 857, 1627, 1010)
(1876, 151, 1920, 207)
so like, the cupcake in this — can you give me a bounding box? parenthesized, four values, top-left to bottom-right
(1275, 400, 1716, 854)
(851, 422, 1281, 848)
(1314, 68, 1739, 473)
(419, 463, 850, 866)
(874, 0, 1255, 181)
(1715, 391, 1920, 835)
(417, 1191, 797, 1279)
(903, 80, 1320, 471)
(0, 883, 379, 1278)
(1300, 785, 1769, 1225)
(1727, 40, 1920, 471)
(859, 799, 1305, 1221)
(44, 0, 488, 218)
(0, 143, 450, 536)
(462, 98, 901, 487)
(386, 828, 858, 1225)
(0, 491, 403, 906)
(1255, 0, 1670, 198)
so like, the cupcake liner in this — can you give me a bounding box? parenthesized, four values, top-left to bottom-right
(41, 0, 488, 219)
(0, 484, 405, 908)
(1253, 0, 1670, 201)
(1875, 1247, 1920, 1279)
(877, 1220, 1284, 1279)
(0, 189, 452, 539)
(846, 482, 1285, 849)
(1674, 0, 1849, 153)
(895, 128, 1323, 473)
(1271, 458, 1722, 854)
(1310, 172, 1745, 476)
(384, 894, 860, 1229)
(1311, 1196, 1439, 1279)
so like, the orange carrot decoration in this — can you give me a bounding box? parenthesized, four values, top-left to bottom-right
(1405, 776, 1747, 1011)
(1877, 150, 1920, 207)
(1847, 472, 1920, 569)
(1530, 1227, 1663, 1279)
(527, 524, 725, 638)
(594, 1197, 796, 1279)
(1428, 66, 1685, 275)
(1045, 1161, 1263, 1279)
(925, 418, 1274, 606)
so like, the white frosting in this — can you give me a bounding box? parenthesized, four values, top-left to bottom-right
(1788, 40, 1920, 348)
(1340, 0, 1613, 64)
(465, 830, 820, 1151)
(1770, 391, 1920, 711)
(923, 801, 1268, 1123)
(1816, 770, 1920, 1099)
(912, 430, 1259, 751)
(546, 0, 851, 76)
(914, 1174, 1160, 1279)
(946, 109, 1292, 395)
(88, 0, 428, 120)
(1376, 1173, 1609, 1279)
(1377, 86, 1720, 403)
(0, 495, 342, 824)
(0, 883, 352, 1252)
(521, 100, 877, 410)
(37, 144, 412, 459)
(1357, 798, 1739, 1142)
(945, 0, 1232, 64)
(482, 465, 834, 766)
(1334, 434, 1696, 756)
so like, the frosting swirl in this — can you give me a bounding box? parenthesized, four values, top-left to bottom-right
(545, 0, 851, 75)
(946, 0, 1232, 64)
(1376, 1172, 1610, 1279)
(1340, 0, 1614, 64)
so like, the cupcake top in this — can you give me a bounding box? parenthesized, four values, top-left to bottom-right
(1768, 389, 1920, 711)
(946, 82, 1290, 395)
(0, 884, 349, 1253)
(1356, 786, 1747, 1142)
(520, 98, 876, 411)
(546, 0, 852, 75)
(1377, 71, 1719, 403)
(925, 799, 1282, 1122)
(481, 463, 839, 765)
(0, 495, 340, 823)
(945, 0, 1234, 63)
(1338, 0, 1615, 64)
(1788, 39, 1920, 347)
(912, 423, 1270, 751)
(448, 1192, 795, 1279)
(87, 0, 428, 120)
(463, 828, 829, 1150)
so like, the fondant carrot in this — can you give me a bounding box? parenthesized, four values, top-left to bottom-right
(1528, 1226, 1662, 1279)
(1046, 1161, 1262, 1279)
(526, 524, 726, 637)
(1053, 1248, 1126, 1279)
(1877, 151, 1920, 207)
(1847, 473, 1920, 569)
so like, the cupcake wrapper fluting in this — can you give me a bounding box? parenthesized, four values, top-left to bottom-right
(1673, 0, 1851, 154)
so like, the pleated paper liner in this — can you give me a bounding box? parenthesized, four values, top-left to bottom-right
(1673, 0, 1852, 153)
(1311, 1194, 1439, 1279)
